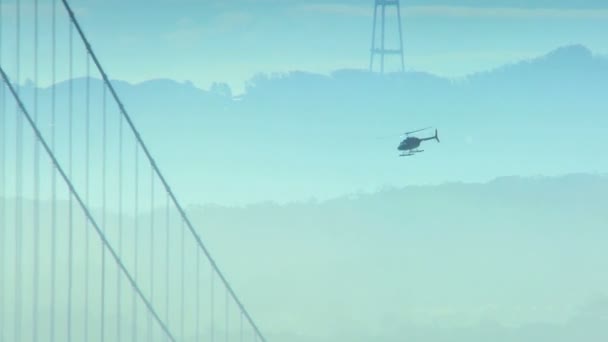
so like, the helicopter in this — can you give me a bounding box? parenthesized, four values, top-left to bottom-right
(398, 127, 440, 156)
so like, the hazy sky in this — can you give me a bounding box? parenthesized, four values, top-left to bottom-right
(1, 0, 607, 92)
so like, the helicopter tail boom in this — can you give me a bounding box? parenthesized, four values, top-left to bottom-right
(420, 129, 440, 143)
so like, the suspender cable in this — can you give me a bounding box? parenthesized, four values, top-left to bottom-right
(50, 1, 57, 340)
(133, 144, 140, 342)
(239, 312, 243, 342)
(117, 99, 124, 342)
(240, 311, 244, 342)
(85, 50, 91, 342)
(33, 1, 41, 341)
(101, 83, 107, 342)
(181, 219, 185, 340)
(15, 0, 23, 339)
(196, 247, 200, 340)
(0, 64, 178, 342)
(211, 269, 215, 342)
(165, 193, 170, 337)
(148, 168, 155, 341)
(226, 287, 230, 342)
(60, 1, 268, 338)
(147, 170, 156, 341)
(0, 1, 5, 337)
(67, 19, 74, 342)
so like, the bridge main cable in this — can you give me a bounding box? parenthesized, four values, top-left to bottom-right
(0, 65, 177, 342)
(59, 1, 268, 340)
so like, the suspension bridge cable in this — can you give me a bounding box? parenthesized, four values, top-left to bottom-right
(59, 1, 268, 338)
(149, 168, 155, 341)
(196, 247, 201, 340)
(50, 1, 57, 340)
(101, 82, 107, 342)
(33, 1, 41, 341)
(226, 287, 230, 342)
(133, 143, 140, 342)
(85, 50, 91, 342)
(211, 268, 215, 342)
(67, 19, 74, 342)
(181, 218, 185, 340)
(0, 2, 5, 337)
(165, 193, 170, 336)
(118, 97, 124, 342)
(0, 64, 178, 342)
(15, 0, 23, 339)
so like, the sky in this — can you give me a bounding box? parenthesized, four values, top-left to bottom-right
(1, 0, 607, 93)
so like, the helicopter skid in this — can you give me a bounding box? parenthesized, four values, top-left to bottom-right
(400, 149, 424, 157)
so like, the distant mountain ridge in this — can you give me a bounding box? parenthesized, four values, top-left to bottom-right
(16, 44, 603, 122)
(20, 44, 606, 99)
(6, 44, 608, 205)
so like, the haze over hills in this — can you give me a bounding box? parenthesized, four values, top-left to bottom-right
(5, 44, 607, 205)
(1, 173, 607, 341)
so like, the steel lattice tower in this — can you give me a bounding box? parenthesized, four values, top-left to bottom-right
(369, 0, 405, 73)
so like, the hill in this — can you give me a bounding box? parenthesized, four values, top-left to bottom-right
(7, 44, 608, 205)
(2, 173, 606, 341)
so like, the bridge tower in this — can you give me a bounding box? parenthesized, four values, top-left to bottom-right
(369, 0, 405, 73)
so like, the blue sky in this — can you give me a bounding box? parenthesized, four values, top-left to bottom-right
(1, 0, 607, 92)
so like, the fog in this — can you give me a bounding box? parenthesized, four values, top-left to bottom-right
(1, 174, 607, 341)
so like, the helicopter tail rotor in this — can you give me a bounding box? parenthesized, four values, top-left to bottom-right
(434, 129, 440, 143)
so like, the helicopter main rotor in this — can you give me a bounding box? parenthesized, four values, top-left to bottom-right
(404, 127, 432, 136)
